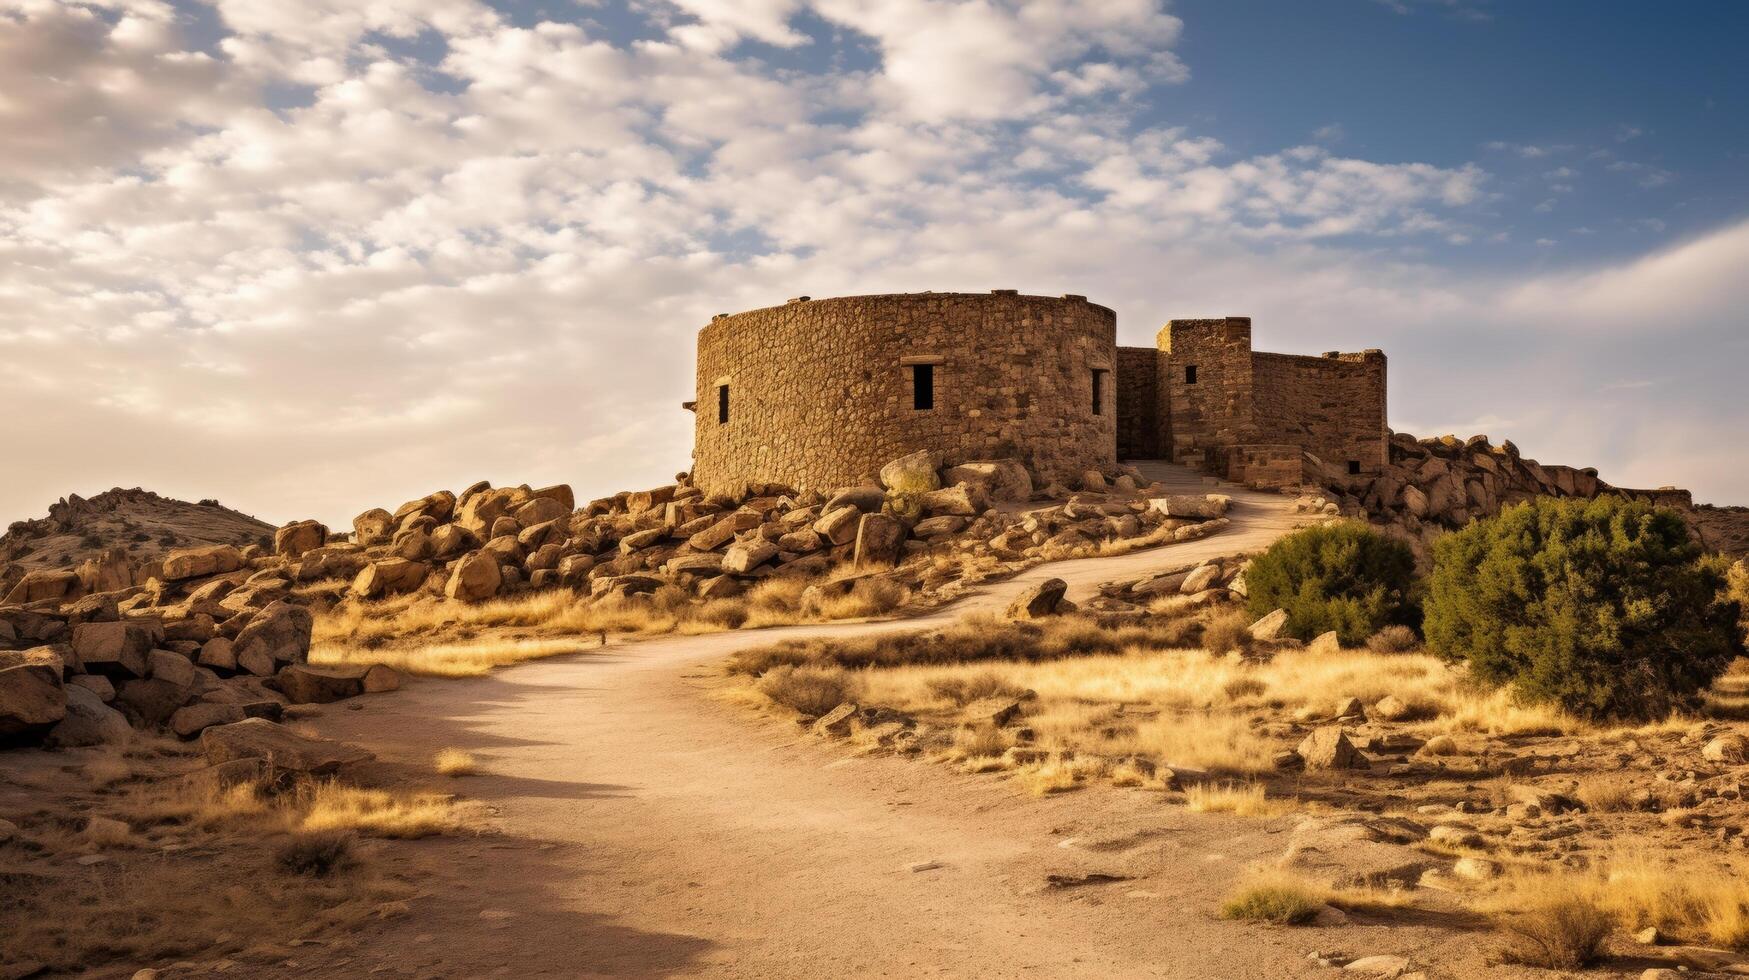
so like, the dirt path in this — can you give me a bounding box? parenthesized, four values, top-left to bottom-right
(284, 466, 1502, 978)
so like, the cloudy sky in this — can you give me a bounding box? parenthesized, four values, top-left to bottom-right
(3, 0, 1746, 529)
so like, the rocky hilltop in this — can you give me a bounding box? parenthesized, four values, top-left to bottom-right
(0, 488, 275, 598)
(1307, 430, 1748, 560)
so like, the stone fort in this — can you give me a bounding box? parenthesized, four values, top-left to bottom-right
(688, 290, 1386, 496)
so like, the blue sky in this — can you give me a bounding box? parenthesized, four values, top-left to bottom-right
(0, 0, 1745, 527)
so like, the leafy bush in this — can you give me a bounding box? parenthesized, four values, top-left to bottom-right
(1425, 496, 1744, 722)
(1494, 892, 1612, 969)
(1243, 522, 1417, 645)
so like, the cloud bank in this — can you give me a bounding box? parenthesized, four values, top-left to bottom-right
(2, 0, 1744, 529)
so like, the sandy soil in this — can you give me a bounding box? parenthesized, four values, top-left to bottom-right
(232, 465, 1532, 979)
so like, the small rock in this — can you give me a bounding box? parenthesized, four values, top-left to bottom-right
(1635, 925, 1662, 945)
(1298, 726, 1366, 770)
(1703, 735, 1746, 764)
(908, 860, 942, 873)
(1372, 695, 1414, 722)
(1343, 955, 1410, 977)
(812, 703, 857, 738)
(1451, 857, 1500, 880)
(1007, 578, 1068, 619)
(1248, 608, 1289, 641)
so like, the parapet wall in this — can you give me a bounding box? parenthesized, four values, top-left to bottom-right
(1250, 350, 1388, 476)
(691, 292, 1117, 496)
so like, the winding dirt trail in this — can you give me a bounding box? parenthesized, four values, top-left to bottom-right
(282, 466, 1500, 979)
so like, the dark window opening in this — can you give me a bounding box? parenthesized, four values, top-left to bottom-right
(912, 364, 934, 410)
(1348, 460, 1362, 475)
(1091, 368, 1107, 416)
(1185, 364, 1198, 385)
(717, 384, 729, 424)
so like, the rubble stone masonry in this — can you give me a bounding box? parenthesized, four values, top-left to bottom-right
(691, 293, 1388, 494)
(691, 292, 1118, 496)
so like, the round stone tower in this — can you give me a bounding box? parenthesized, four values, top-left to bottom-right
(691, 290, 1117, 496)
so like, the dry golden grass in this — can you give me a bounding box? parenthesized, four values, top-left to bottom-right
(310, 569, 915, 678)
(1015, 756, 1104, 796)
(5, 768, 465, 975)
(312, 635, 599, 677)
(1185, 781, 1294, 817)
(435, 748, 480, 777)
(1218, 869, 1414, 925)
(1572, 776, 1635, 813)
(298, 783, 467, 839)
(1477, 853, 1749, 954)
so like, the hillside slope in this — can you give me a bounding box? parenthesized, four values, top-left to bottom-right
(0, 488, 273, 589)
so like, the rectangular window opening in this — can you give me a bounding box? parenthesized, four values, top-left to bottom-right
(1185, 364, 1198, 385)
(1348, 460, 1362, 475)
(1091, 368, 1106, 416)
(717, 384, 729, 424)
(912, 363, 935, 411)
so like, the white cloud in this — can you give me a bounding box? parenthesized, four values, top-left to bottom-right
(1, 0, 1744, 528)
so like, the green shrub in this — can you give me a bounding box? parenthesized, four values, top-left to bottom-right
(1242, 522, 1416, 645)
(1425, 496, 1744, 722)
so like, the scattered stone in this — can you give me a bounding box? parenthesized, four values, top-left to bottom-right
(1343, 955, 1410, 977)
(1635, 926, 1663, 945)
(1451, 856, 1500, 880)
(169, 702, 248, 738)
(1007, 578, 1068, 619)
(362, 664, 402, 693)
(1248, 608, 1289, 641)
(1703, 735, 1747, 764)
(445, 550, 503, 602)
(45, 683, 131, 747)
(0, 647, 67, 738)
(1179, 564, 1220, 594)
(1307, 631, 1341, 655)
(275, 664, 368, 704)
(1372, 695, 1414, 722)
(812, 703, 857, 738)
(1298, 726, 1365, 770)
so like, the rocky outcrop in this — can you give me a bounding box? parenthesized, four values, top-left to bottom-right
(1309, 430, 1706, 561)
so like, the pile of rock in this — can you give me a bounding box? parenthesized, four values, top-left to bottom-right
(303, 453, 1214, 610)
(0, 544, 403, 747)
(1, 453, 1238, 747)
(1308, 431, 1695, 559)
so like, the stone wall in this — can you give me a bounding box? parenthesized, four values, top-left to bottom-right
(1155, 317, 1256, 468)
(1115, 345, 1161, 460)
(1250, 349, 1388, 479)
(691, 292, 1117, 496)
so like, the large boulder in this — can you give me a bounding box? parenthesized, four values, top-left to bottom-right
(274, 520, 329, 559)
(148, 648, 197, 688)
(231, 601, 312, 676)
(445, 550, 503, 602)
(72, 620, 162, 678)
(2, 569, 83, 606)
(350, 559, 429, 599)
(853, 513, 905, 567)
(513, 496, 569, 527)
(115, 677, 191, 728)
(1248, 608, 1289, 641)
(814, 505, 862, 546)
(942, 460, 1032, 503)
(723, 540, 779, 575)
(46, 684, 132, 747)
(200, 717, 373, 774)
(275, 664, 368, 704)
(880, 451, 942, 494)
(920, 483, 987, 517)
(1007, 578, 1069, 619)
(392, 490, 457, 527)
(168, 701, 247, 739)
(352, 507, 395, 546)
(1148, 495, 1230, 520)
(0, 647, 67, 739)
(161, 545, 244, 582)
